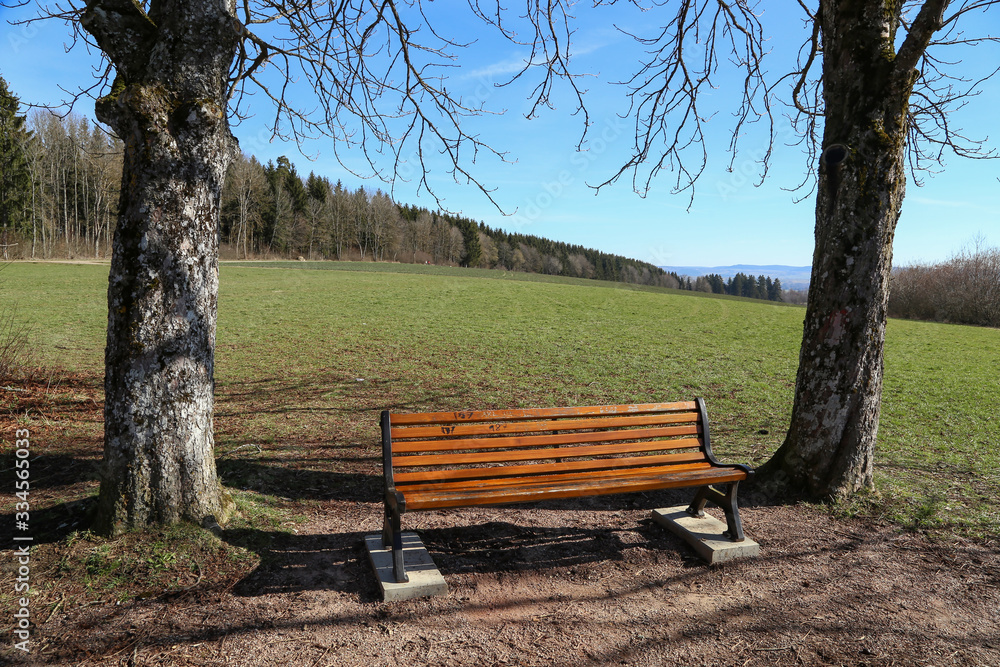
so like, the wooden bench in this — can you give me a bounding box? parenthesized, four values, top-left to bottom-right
(379, 398, 753, 583)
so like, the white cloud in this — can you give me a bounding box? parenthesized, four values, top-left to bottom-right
(462, 35, 612, 82)
(464, 58, 535, 81)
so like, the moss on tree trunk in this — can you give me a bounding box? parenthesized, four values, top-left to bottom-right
(757, 0, 928, 501)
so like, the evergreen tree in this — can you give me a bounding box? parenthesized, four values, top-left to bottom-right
(769, 278, 783, 302)
(728, 273, 744, 298)
(707, 274, 725, 294)
(283, 159, 308, 214)
(306, 171, 326, 203)
(455, 217, 482, 267)
(0, 76, 31, 235)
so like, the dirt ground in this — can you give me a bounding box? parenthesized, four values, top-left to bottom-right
(3, 375, 998, 666)
(13, 491, 1000, 667)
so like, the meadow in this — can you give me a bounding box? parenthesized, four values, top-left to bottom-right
(5, 260, 998, 536)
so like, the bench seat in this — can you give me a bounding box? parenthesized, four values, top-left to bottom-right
(379, 398, 752, 583)
(398, 464, 747, 510)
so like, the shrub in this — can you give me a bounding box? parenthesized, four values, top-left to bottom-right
(0, 266, 33, 381)
(889, 237, 1000, 328)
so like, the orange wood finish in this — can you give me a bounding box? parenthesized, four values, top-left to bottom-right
(388, 401, 699, 426)
(390, 412, 698, 440)
(401, 467, 748, 511)
(385, 400, 747, 513)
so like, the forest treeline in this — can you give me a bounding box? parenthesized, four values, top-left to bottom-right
(889, 239, 1000, 328)
(0, 78, 786, 300)
(220, 152, 691, 289)
(0, 80, 121, 260)
(684, 272, 784, 301)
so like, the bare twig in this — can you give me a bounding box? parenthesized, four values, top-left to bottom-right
(180, 559, 204, 591)
(44, 594, 66, 624)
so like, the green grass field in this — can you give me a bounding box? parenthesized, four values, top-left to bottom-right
(4, 260, 999, 536)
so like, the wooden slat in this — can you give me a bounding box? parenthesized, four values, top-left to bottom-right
(394, 452, 710, 485)
(402, 467, 748, 511)
(398, 462, 722, 496)
(388, 401, 698, 426)
(391, 412, 698, 440)
(392, 424, 701, 454)
(393, 437, 703, 468)
(396, 452, 712, 488)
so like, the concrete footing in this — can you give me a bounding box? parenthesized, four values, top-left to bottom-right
(365, 509, 758, 599)
(364, 532, 448, 601)
(651, 505, 760, 564)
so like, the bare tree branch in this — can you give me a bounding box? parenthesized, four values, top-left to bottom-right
(4, 0, 588, 213)
(589, 0, 771, 208)
(5, 0, 999, 210)
(895, 0, 951, 77)
(576, 0, 999, 204)
(214, 0, 590, 212)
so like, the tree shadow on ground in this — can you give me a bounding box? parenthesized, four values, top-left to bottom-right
(1, 496, 96, 546)
(217, 460, 381, 502)
(31, 524, 999, 667)
(0, 452, 101, 490)
(214, 371, 478, 418)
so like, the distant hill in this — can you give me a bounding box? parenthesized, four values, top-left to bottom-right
(660, 265, 812, 290)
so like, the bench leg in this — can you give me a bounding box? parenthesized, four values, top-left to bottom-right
(383, 505, 409, 583)
(381, 507, 392, 550)
(685, 482, 746, 542)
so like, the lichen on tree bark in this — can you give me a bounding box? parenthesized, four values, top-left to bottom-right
(83, 0, 239, 533)
(757, 0, 951, 501)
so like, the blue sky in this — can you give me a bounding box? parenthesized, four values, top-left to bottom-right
(2, 2, 998, 268)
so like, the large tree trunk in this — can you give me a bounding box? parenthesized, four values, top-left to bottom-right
(758, 1, 941, 500)
(83, 0, 239, 533)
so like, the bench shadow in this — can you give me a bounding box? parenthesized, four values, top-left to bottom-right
(219, 527, 384, 602)
(415, 517, 693, 575)
(220, 493, 706, 602)
(218, 521, 656, 600)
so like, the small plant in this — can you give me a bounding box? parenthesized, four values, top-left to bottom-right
(0, 302, 32, 382)
(84, 545, 120, 579)
(146, 543, 178, 572)
(907, 493, 948, 531)
(0, 263, 34, 382)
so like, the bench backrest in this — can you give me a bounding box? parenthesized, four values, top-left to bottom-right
(382, 399, 726, 497)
